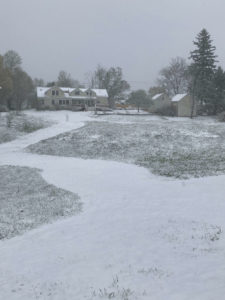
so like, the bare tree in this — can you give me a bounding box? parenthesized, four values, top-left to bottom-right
(57, 70, 73, 87)
(157, 57, 189, 96)
(92, 65, 130, 107)
(57, 70, 81, 88)
(33, 78, 45, 87)
(148, 86, 165, 97)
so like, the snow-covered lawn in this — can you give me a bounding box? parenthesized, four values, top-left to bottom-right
(0, 165, 81, 239)
(0, 110, 225, 299)
(28, 115, 225, 178)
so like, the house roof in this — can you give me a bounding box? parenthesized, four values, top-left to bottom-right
(37, 87, 108, 98)
(152, 93, 163, 100)
(37, 87, 49, 98)
(171, 94, 187, 102)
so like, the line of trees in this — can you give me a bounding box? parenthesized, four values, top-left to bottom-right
(34, 66, 130, 108)
(0, 51, 131, 111)
(0, 50, 34, 111)
(2, 29, 223, 115)
(153, 28, 225, 115)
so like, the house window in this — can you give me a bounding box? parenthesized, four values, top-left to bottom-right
(66, 100, 69, 105)
(56, 91, 59, 96)
(52, 90, 55, 96)
(59, 100, 62, 105)
(63, 100, 66, 105)
(75, 91, 80, 95)
(52, 100, 55, 105)
(41, 99, 44, 105)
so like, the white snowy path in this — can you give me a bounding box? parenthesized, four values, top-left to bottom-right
(0, 111, 225, 299)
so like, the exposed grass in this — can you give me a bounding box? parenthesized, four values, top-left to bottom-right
(0, 112, 51, 144)
(0, 165, 81, 239)
(27, 117, 225, 178)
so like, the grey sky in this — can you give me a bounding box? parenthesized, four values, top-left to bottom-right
(0, 0, 224, 90)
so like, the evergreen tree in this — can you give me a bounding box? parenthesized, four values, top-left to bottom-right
(189, 28, 217, 114)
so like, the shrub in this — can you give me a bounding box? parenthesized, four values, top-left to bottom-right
(6, 112, 16, 128)
(155, 104, 176, 116)
(218, 111, 225, 122)
(0, 104, 9, 112)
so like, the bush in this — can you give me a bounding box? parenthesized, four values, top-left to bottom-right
(218, 111, 225, 122)
(6, 112, 16, 128)
(155, 104, 176, 116)
(0, 104, 9, 112)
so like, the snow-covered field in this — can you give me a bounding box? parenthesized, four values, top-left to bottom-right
(0, 110, 225, 299)
(0, 165, 81, 239)
(28, 115, 225, 178)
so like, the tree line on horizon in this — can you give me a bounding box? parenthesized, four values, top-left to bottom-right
(1, 28, 225, 115)
(0, 51, 130, 110)
(131, 28, 225, 116)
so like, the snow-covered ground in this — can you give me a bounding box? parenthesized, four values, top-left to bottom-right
(0, 110, 225, 299)
(28, 114, 225, 178)
(0, 112, 50, 144)
(0, 165, 81, 239)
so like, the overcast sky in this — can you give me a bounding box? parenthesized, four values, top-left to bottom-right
(0, 0, 225, 90)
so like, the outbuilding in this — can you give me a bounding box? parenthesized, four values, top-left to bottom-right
(171, 94, 196, 117)
(149, 93, 171, 113)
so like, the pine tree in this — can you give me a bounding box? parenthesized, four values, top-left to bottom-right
(189, 28, 217, 114)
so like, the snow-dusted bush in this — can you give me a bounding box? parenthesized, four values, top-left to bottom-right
(218, 111, 225, 122)
(0, 104, 8, 112)
(154, 104, 176, 116)
(0, 113, 51, 144)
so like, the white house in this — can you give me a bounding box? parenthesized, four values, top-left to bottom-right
(36, 86, 109, 110)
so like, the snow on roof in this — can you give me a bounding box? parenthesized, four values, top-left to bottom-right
(172, 94, 187, 102)
(37, 87, 49, 98)
(152, 93, 163, 100)
(91, 89, 108, 97)
(37, 87, 108, 98)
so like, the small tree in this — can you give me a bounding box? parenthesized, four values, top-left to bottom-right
(12, 68, 34, 111)
(128, 90, 149, 112)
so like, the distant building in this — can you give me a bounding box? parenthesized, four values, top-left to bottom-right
(171, 94, 196, 117)
(149, 93, 170, 113)
(36, 86, 109, 110)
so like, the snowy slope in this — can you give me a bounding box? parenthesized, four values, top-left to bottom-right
(0, 111, 225, 300)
